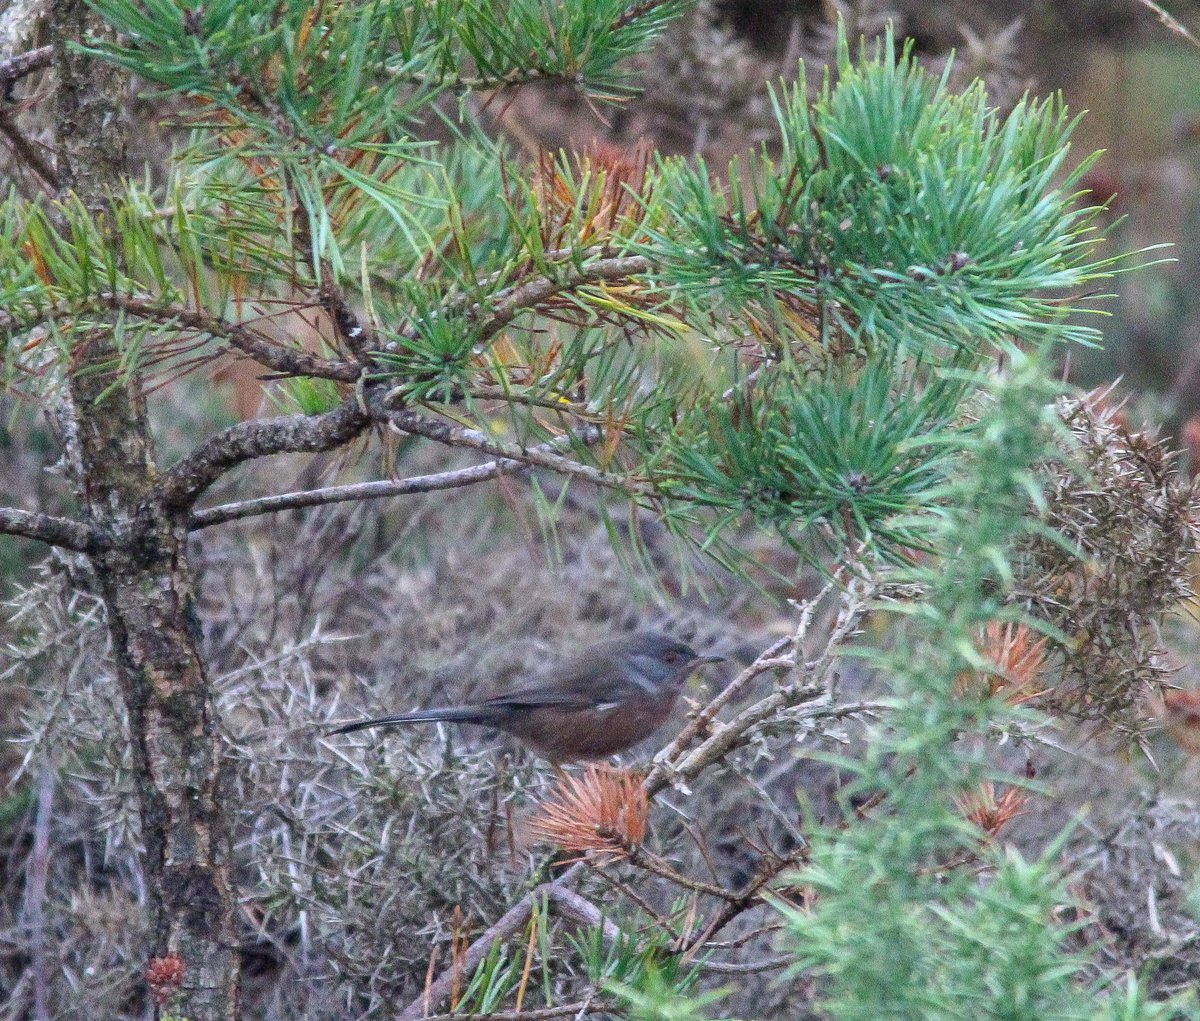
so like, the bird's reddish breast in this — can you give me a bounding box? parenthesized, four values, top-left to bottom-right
(510, 695, 676, 761)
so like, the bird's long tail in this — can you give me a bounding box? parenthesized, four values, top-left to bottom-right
(328, 706, 486, 736)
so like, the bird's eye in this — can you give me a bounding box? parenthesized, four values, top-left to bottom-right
(662, 649, 683, 664)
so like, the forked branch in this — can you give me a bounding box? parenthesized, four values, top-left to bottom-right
(159, 400, 370, 508)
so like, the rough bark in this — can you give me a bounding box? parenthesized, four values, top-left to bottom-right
(64, 379, 239, 1021)
(51, 3, 240, 1018)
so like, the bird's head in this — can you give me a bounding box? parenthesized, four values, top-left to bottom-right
(622, 631, 723, 693)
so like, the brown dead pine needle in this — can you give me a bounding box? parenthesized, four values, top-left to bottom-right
(526, 766, 648, 863)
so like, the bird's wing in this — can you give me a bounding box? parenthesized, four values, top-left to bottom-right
(476, 684, 594, 710)
(476, 641, 631, 710)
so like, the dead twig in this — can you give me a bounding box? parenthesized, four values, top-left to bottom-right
(394, 864, 584, 1021)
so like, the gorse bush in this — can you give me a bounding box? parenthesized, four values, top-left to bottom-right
(786, 353, 1194, 1021)
(0, 1, 1196, 1019)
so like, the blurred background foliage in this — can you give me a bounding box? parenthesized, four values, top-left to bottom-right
(5, 1, 1200, 1019)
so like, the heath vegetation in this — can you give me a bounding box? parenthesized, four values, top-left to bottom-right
(1, 2, 1199, 1020)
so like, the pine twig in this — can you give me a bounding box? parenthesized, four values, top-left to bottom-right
(383, 407, 650, 499)
(190, 426, 601, 529)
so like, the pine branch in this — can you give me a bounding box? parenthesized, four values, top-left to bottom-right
(383, 406, 649, 498)
(189, 426, 600, 529)
(3, 294, 362, 381)
(109, 296, 362, 381)
(471, 255, 653, 345)
(162, 369, 632, 514)
(0, 506, 100, 552)
(0, 45, 52, 89)
(159, 400, 370, 509)
(381, 252, 654, 362)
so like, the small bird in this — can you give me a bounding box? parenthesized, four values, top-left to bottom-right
(329, 631, 722, 762)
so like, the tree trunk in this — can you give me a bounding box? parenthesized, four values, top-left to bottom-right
(51, 2, 240, 1018)
(67, 375, 240, 1021)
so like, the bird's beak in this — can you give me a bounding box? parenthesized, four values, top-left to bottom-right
(697, 654, 725, 665)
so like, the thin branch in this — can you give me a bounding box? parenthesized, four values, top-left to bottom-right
(661, 692, 887, 802)
(0, 106, 59, 192)
(383, 407, 648, 499)
(395, 864, 584, 1021)
(164, 372, 629, 516)
(690, 923, 786, 952)
(648, 635, 794, 789)
(190, 427, 600, 529)
(624, 846, 742, 901)
(0, 45, 52, 89)
(158, 400, 370, 509)
(390, 254, 653, 348)
(1132, 0, 1200, 48)
(192, 460, 507, 528)
(647, 581, 877, 797)
(678, 852, 807, 965)
(473, 255, 652, 343)
(108, 296, 361, 382)
(590, 869, 682, 936)
(5, 294, 361, 382)
(0, 506, 100, 552)
(697, 955, 791, 975)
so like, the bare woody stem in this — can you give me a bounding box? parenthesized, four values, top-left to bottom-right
(108, 295, 362, 382)
(159, 399, 371, 509)
(417, 1003, 608, 1021)
(383, 408, 649, 498)
(647, 579, 876, 796)
(191, 460, 509, 528)
(394, 864, 585, 1021)
(0, 506, 100, 552)
(623, 846, 742, 901)
(646, 634, 794, 790)
(0, 45, 52, 89)
(190, 426, 601, 529)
